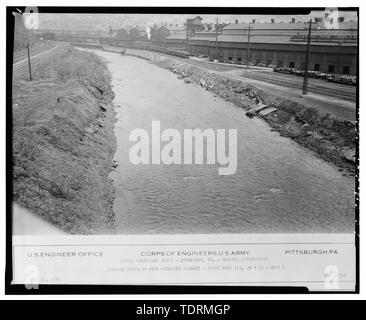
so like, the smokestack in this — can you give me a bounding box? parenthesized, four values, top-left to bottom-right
(146, 26, 151, 40)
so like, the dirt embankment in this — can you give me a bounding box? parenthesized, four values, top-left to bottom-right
(151, 55, 357, 175)
(13, 46, 117, 234)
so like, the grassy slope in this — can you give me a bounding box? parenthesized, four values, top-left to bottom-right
(12, 46, 117, 234)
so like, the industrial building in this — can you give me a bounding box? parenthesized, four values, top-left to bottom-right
(167, 19, 358, 75)
(36, 15, 358, 76)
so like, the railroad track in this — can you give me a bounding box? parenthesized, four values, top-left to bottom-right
(182, 57, 240, 72)
(13, 42, 56, 63)
(237, 71, 356, 102)
(161, 55, 356, 102)
(13, 43, 46, 62)
(13, 43, 59, 71)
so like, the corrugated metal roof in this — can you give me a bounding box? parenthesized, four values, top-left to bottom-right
(166, 26, 357, 46)
(214, 34, 357, 46)
(224, 21, 358, 31)
(224, 23, 307, 30)
(215, 34, 290, 43)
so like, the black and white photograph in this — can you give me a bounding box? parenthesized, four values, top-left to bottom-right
(6, 4, 359, 293)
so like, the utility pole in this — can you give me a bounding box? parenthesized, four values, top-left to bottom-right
(246, 23, 251, 70)
(214, 16, 219, 61)
(302, 19, 312, 95)
(23, 43, 32, 81)
(186, 19, 189, 52)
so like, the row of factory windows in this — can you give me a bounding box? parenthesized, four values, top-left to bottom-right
(225, 56, 351, 74)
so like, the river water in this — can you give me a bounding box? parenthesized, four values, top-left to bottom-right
(97, 51, 354, 234)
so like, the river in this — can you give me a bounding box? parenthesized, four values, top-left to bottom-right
(96, 51, 355, 234)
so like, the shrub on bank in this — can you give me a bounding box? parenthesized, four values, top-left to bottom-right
(32, 46, 108, 81)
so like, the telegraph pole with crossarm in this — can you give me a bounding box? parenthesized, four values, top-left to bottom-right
(23, 42, 32, 81)
(302, 19, 312, 95)
(215, 16, 219, 61)
(246, 23, 252, 70)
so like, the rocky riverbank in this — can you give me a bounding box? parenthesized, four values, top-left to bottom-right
(13, 46, 117, 234)
(151, 55, 357, 175)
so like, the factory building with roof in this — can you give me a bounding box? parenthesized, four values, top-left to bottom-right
(166, 19, 358, 75)
(36, 14, 357, 76)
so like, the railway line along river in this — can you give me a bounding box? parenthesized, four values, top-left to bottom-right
(96, 51, 355, 234)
